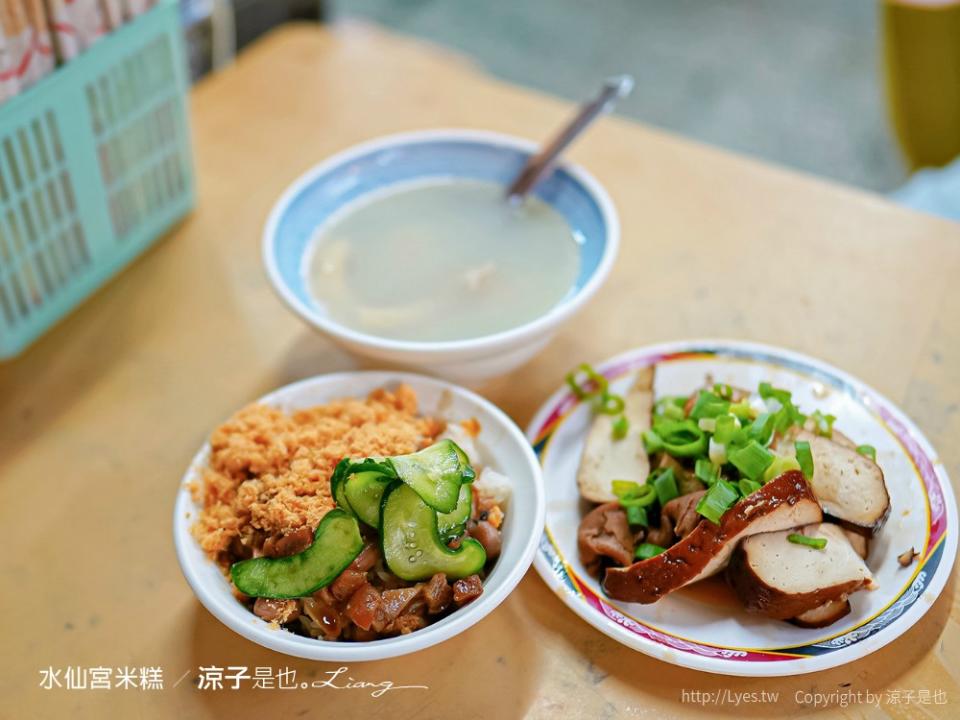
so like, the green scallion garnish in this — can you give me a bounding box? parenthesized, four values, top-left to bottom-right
(695, 480, 740, 524)
(694, 458, 720, 486)
(762, 455, 801, 483)
(738, 478, 762, 497)
(856, 444, 877, 462)
(652, 467, 679, 505)
(635, 542, 666, 560)
(611, 415, 629, 440)
(618, 484, 657, 508)
(626, 504, 648, 527)
(728, 440, 775, 480)
(787, 533, 827, 550)
(810, 410, 836, 438)
(795, 440, 814, 479)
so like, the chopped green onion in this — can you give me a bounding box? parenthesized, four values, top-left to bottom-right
(697, 417, 716, 433)
(635, 542, 666, 559)
(738, 478, 762, 497)
(713, 414, 742, 445)
(653, 468, 680, 505)
(654, 396, 687, 421)
(689, 391, 730, 420)
(747, 412, 776, 446)
(856, 444, 877, 462)
(597, 392, 625, 415)
(708, 438, 727, 465)
(728, 401, 755, 420)
(642, 429, 664, 454)
(695, 458, 720, 486)
(611, 415, 629, 440)
(652, 418, 707, 457)
(626, 505, 649, 527)
(713, 382, 733, 400)
(611, 480, 642, 499)
(565, 363, 607, 399)
(795, 440, 814, 479)
(787, 533, 827, 550)
(759, 382, 792, 405)
(613, 480, 657, 507)
(728, 440, 775, 480)
(810, 410, 836, 438)
(762, 455, 801, 483)
(696, 480, 740, 524)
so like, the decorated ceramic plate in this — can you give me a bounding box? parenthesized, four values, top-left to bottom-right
(527, 340, 956, 676)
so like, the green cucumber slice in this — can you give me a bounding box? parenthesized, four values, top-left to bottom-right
(380, 482, 486, 581)
(389, 439, 472, 513)
(437, 483, 473, 540)
(230, 509, 363, 599)
(344, 471, 390, 528)
(330, 459, 354, 515)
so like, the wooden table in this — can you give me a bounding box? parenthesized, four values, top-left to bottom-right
(3, 22, 959, 720)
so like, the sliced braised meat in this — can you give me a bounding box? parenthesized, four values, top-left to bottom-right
(467, 520, 502, 560)
(261, 525, 314, 558)
(643, 515, 674, 548)
(422, 573, 453, 614)
(578, 501, 635, 575)
(663, 490, 707, 539)
(452, 575, 484, 606)
(381, 586, 422, 624)
(577, 367, 654, 503)
(301, 597, 342, 639)
(345, 582, 387, 632)
(726, 523, 875, 620)
(790, 598, 851, 629)
(253, 597, 300, 624)
(391, 614, 428, 635)
(603, 471, 822, 603)
(330, 568, 368, 602)
(330, 542, 380, 601)
(777, 430, 890, 536)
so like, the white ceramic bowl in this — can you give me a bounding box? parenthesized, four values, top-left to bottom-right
(262, 129, 619, 384)
(173, 371, 545, 661)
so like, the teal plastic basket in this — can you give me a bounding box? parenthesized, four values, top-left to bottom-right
(0, 0, 194, 359)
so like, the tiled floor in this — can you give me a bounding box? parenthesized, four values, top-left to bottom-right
(332, 0, 907, 192)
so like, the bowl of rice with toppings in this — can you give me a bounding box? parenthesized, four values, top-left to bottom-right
(174, 371, 544, 661)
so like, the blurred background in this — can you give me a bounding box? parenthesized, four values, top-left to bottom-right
(183, 0, 960, 201)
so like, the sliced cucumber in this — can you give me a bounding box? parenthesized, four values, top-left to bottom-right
(231, 509, 363, 599)
(389, 439, 472, 513)
(437, 483, 473, 540)
(380, 482, 486, 581)
(330, 459, 354, 515)
(344, 471, 390, 528)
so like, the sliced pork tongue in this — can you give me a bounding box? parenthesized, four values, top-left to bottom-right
(775, 429, 890, 537)
(602, 471, 822, 603)
(726, 523, 876, 621)
(578, 502, 634, 575)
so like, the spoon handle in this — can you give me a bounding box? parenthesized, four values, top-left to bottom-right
(506, 75, 634, 203)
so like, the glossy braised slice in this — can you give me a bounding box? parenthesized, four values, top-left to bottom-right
(602, 471, 822, 603)
(231, 509, 363, 599)
(726, 522, 875, 620)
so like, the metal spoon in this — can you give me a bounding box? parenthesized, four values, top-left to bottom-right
(506, 74, 634, 203)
